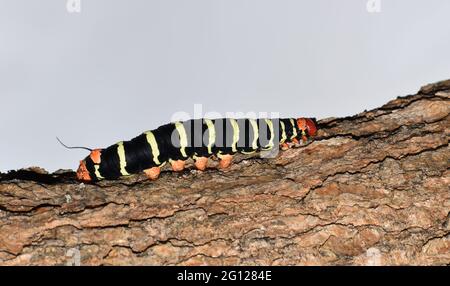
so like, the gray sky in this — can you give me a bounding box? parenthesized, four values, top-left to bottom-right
(1, 0, 449, 172)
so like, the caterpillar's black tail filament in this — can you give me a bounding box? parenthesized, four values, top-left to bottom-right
(56, 137, 92, 152)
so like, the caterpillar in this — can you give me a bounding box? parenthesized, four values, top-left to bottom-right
(75, 117, 317, 182)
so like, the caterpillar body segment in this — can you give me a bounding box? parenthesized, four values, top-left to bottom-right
(76, 118, 317, 182)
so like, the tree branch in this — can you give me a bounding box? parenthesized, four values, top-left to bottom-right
(1, 80, 449, 265)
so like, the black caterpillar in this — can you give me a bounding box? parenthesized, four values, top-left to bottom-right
(75, 117, 317, 181)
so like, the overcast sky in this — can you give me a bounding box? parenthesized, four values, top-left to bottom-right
(1, 0, 449, 172)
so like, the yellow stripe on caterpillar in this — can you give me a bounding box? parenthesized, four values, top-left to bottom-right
(144, 131, 161, 165)
(175, 122, 188, 158)
(205, 119, 215, 154)
(280, 121, 287, 144)
(230, 118, 239, 153)
(116, 141, 130, 176)
(94, 165, 104, 179)
(216, 151, 226, 159)
(249, 119, 259, 151)
(290, 118, 297, 140)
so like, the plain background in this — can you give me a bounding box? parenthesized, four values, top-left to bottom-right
(1, 0, 449, 172)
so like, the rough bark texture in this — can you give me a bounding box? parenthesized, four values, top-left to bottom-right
(0, 80, 449, 266)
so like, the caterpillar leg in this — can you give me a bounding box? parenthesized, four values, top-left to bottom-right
(291, 138, 303, 147)
(219, 154, 233, 169)
(281, 143, 289, 150)
(194, 157, 208, 171)
(171, 160, 186, 171)
(144, 167, 161, 180)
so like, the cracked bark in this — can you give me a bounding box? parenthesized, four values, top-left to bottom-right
(0, 80, 449, 266)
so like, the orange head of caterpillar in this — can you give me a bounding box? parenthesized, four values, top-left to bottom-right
(76, 149, 102, 182)
(296, 118, 318, 142)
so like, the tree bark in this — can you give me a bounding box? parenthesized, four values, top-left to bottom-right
(0, 80, 449, 266)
